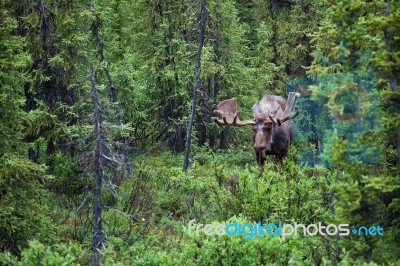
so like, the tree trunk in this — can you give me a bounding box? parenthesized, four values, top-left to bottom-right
(90, 63, 104, 266)
(91, 1, 131, 176)
(183, 0, 206, 171)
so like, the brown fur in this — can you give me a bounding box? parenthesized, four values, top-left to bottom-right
(252, 95, 294, 166)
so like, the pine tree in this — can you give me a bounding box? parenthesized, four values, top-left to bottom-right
(308, 0, 400, 262)
(0, 1, 54, 254)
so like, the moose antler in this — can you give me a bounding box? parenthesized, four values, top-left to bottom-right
(269, 92, 300, 126)
(212, 98, 255, 126)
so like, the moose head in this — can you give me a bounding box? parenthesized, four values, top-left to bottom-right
(212, 92, 300, 166)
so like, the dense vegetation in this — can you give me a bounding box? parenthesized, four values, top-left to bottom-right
(0, 0, 399, 265)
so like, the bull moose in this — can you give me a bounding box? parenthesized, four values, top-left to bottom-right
(212, 92, 300, 166)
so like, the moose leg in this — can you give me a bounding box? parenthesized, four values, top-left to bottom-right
(256, 151, 266, 167)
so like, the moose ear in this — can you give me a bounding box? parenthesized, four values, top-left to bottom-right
(252, 103, 262, 114)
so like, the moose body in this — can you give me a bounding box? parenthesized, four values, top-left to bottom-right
(212, 92, 300, 166)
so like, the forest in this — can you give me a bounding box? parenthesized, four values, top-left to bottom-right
(0, 0, 399, 265)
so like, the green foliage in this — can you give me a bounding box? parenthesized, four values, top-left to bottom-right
(0, 1, 56, 253)
(0, 240, 84, 266)
(307, 0, 400, 263)
(67, 150, 336, 264)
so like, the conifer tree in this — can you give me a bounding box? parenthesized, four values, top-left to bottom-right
(0, 1, 54, 253)
(308, 0, 400, 262)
